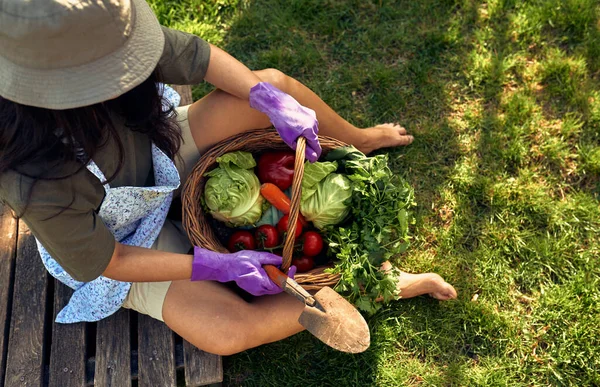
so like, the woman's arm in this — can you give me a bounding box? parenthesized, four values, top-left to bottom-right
(102, 242, 193, 282)
(203, 44, 262, 100)
(201, 44, 321, 162)
(157, 28, 270, 100)
(102, 242, 286, 297)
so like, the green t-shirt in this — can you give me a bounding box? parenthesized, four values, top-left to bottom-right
(0, 26, 211, 282)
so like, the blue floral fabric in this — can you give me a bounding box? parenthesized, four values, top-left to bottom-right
(35, 85, 182, 323)
(159, 83, 181, 112)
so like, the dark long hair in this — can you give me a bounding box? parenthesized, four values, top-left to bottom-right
(0, 68, 182, 217)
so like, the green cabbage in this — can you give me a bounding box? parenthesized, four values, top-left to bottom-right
(204, 151, 264, 227)
(300, 161, 352, 229)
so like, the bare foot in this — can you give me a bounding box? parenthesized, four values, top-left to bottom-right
(357, 123, 414, 154)
(380, 261, 457, 301)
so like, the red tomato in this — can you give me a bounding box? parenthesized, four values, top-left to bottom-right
(276, 214, 303, 239)
(302, 231, 324, 257)
(255, 225, 279, 249)
(227, 231, 256, 252)
(292, 256, 315, 273)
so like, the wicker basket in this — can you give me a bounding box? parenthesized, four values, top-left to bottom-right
(182, 129, 346, 290)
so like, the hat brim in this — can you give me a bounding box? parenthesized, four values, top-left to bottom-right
(0, 0, 165, 110)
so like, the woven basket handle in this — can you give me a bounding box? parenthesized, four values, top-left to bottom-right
(281, 137, 306, 271)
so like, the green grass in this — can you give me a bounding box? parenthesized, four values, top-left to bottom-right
(149, 0, 600, 385)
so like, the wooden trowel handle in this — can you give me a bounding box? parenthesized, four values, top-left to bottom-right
(264, 265, 316, 306)
(264, 264, 288, 288)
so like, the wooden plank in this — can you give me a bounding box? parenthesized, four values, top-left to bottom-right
(95, 309, 131, 387)
(4, 220, 48, 387)
(171, 85, 194, 106)
(137, 314, 176, 387)
(0, 205, 18, 387)
(49, 281, 86, 387)
(183, 340, 223, 386)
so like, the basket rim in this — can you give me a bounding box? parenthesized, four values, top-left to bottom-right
(181, 129, 346, 286)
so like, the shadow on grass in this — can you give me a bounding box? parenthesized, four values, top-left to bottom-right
(205, 1, 480, 385)
(418, 0, 600, 385)
(185, 0, 600, 385)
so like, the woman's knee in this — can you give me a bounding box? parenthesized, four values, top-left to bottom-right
(254, 68, 291, 90)
(194, 321, 258, 356)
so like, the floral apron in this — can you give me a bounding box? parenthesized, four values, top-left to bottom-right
(35, 85, 182, 323)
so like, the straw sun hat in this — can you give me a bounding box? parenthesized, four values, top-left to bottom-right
(0, 0, 165, 110)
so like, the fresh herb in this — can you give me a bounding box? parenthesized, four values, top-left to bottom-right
(324, 146, 415, 314)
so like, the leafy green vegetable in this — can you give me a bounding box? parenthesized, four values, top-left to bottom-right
(300, 161, 352, 229)
(324, 146, 415, 314)
(204, 151, 265, 227)
(323, 146, 365, 163)
(213, 151, 256, 169)
(301, 161, 338, 201)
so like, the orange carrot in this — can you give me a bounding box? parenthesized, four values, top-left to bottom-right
(261, 183, 291, 211)
(260, 183, 308, 226)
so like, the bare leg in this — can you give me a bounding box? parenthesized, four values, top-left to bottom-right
(187, 68, 413, 154)
(174, 70, 420, 355)
(162, 269, 455, 356)
(381, 261, 457, 301)
(162, 280, 305, 356)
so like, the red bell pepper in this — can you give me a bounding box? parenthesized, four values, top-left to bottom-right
(257, 151, 296, 190)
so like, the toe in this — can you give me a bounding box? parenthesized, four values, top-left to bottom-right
(430, 283, 457, 300)
(398, 134, 414, 145)
(390, 123, 407, 134)
(361, 123, 414, 153)
(380, 261, 393, 272)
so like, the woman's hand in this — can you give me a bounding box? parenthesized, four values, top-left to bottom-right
(249, 82, 321, 162)
(191, 247, 296, 296)
(202, 45, 321, 162)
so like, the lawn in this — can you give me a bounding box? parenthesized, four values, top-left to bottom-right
(149, 0, 600, 385)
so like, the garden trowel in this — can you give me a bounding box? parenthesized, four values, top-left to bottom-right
(264, 265, 370, 353)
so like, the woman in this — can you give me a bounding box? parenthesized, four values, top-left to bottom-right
(0, 0, 456, 355)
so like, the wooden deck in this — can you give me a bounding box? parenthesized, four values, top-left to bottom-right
(0, 205, 223, 386)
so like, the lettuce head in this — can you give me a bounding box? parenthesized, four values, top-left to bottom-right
(300, 161, 352, 229)
(204, 151, 264, 227)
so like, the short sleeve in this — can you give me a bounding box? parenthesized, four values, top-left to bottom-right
(0, 169, 116, 282)
(158, 26, 211, 85)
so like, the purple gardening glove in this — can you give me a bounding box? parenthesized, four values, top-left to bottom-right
(191, 247, 297, 296)
(249, 82, 322, 162)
